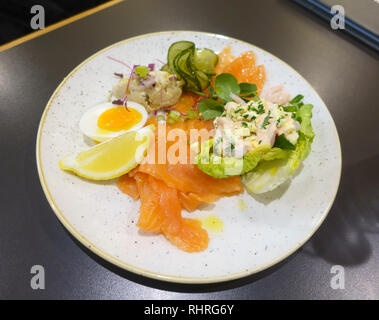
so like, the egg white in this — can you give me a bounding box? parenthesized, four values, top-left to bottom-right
(79, 101, 148, 142)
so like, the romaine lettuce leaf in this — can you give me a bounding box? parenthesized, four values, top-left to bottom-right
(297, 104, 315, 141)
(196, 103, 315, 190)
(242, 134, 311, 193)
(242, 102, 315, 194)
(195, 139, 243, 178)
(196, 140, 287, 178)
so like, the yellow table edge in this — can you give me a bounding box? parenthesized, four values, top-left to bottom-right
(0, 0, 124, 52)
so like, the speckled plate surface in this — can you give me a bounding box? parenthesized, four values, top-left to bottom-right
(36, 31, 341, 283)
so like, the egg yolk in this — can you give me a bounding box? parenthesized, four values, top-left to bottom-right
(97, 107, 142, 132)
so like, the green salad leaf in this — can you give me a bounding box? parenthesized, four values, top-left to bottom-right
(198, 99, 224, 120)
(194, 74, 258, 120)
(242, 133, 311, 194)
(274, 134, 296, 150)
(243, 146, 288, 173)
(242, 101, 315, 194)
(297, 104, 315, 141)
(195, 140, 288, 178)
(239, 83, 257, 99)
(214, 73, 240, 101)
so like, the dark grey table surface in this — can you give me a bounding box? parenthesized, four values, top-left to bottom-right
(1, 0, 378, 300)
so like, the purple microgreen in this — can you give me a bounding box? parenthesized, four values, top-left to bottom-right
(122, 95, 130, 112)
(123, 65, 138, 112)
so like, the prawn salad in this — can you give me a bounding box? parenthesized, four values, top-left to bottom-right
(58, 40, 315, 253)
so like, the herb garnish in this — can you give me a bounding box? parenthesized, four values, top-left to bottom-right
(224, 144, 235, 153)
(274, 134, 296, 150)
(262, 111, 271, 129)
(134, 66, 150, 79)
(252, 104, 265, 115)
(276, 116, 284, 126)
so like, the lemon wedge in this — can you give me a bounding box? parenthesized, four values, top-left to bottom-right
(59, 125, 154, 180)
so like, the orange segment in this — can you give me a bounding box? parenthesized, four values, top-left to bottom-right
(214, 46, 235, 76)
(223, 51, 266, 95)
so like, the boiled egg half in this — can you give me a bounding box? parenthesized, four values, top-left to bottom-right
(79, 101, 148, 142)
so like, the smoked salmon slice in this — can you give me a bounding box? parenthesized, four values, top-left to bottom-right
(134, 173, 163, 233)
(178, 192, 203, 212)
(164, 218, 209, 253)
(132, 172, 209, 252)
(138, 163, 243, 196)
(117, 174, 139, 200)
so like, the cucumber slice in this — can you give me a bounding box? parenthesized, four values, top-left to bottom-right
(167, 41, 195, 75)
(195, 70, 210, 91)
(194, 48, 219, 75)
(175, 48, 194, 78)
(166, 41, 216, 91)
(174, 48, 201, 90)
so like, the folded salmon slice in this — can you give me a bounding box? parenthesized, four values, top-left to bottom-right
(134, 173, 163, 233)
(132, 172, 209, 252)
(139, 163, 243, 196)
(164, 218, 209, 253)
(178, 192, 203, 212)
(117, 174, 139, 200)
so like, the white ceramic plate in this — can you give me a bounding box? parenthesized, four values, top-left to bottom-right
(37, 31, 341, 283)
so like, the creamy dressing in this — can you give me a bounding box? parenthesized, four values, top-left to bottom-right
(213, 97, 300, 158)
